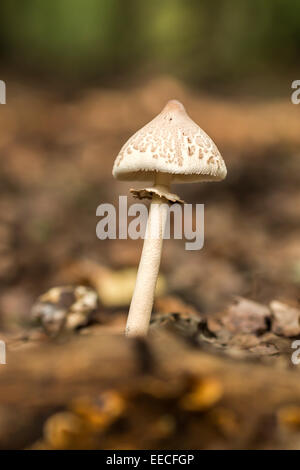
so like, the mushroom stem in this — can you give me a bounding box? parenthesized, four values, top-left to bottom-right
(125, 175, 170, 337)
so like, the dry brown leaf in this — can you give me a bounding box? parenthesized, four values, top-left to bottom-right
(270, 301, 300, 337)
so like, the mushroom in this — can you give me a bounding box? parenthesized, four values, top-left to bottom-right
(113, 100, 227, 337)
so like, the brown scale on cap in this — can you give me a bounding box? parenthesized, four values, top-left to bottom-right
(113, 99, 226, 183)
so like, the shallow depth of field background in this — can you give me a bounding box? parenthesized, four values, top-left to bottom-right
(1, 0, 300, 452)
(0, 0, 299, 326)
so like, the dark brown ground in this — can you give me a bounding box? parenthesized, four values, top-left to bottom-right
(0, 77, 300, 449)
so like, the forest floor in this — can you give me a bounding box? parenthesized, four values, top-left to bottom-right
(0, 76, 300, 449)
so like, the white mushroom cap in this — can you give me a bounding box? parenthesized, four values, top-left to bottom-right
(113, 100, 227, 183)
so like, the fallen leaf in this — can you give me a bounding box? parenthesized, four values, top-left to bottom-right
(221, 297, 270, 335)
(270, 301, 300, 337)
(179, 378, 223, 412)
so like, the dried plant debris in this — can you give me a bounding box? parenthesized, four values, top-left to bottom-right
(270, 301, 300, 337)
(179, 377, 223, 412)
(154, 295, 200, 317)
(151, 312, 203, 339)
(30, 375, 225, 450)
(219, 297, 270, 335)
(31, 285, 99, 336)
(277, 405, 300, 433)
(2, 325, 300, 450)
(150, 296, 300, 364)
(27, 289, 300, 363)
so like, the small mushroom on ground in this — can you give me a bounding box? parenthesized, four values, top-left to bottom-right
(113, 100, 227, 337)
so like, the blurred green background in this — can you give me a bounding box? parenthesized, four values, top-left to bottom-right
(0, 0, 300, 89)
